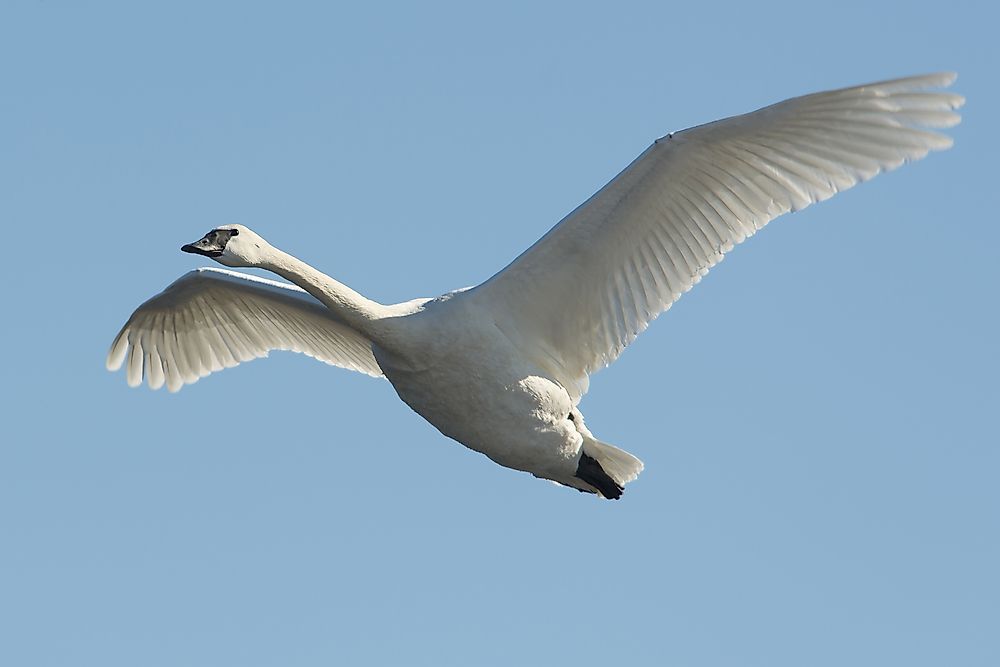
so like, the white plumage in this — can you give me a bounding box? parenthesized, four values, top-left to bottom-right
(108, 73, 963, 499)
(107, 268, 382, 391)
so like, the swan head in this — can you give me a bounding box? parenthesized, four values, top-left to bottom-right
(181, 224, 268, 268)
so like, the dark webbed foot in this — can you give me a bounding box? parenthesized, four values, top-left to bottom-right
(575, 452, 624, 500)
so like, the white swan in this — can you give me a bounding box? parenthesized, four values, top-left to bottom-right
(107, 73, 963, 499)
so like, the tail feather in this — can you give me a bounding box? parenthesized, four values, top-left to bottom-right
(582, 437, 644, 487)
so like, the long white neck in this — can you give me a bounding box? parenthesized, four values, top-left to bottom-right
(259, 246, 389, 337)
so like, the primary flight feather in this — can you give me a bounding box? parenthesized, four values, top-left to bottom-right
(108, 73, 963, 499)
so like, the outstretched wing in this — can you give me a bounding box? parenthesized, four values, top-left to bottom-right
(107, 267, 383, 391)
(470, 73, 963, 400)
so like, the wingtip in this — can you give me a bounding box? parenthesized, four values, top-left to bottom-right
(934, 71, 958, 86)
(911, 71, 958, 88)
(106, 333, 128, 371)
(855, 71, 960, 95)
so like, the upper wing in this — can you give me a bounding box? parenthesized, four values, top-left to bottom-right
(469, 73, 964, 400)
(107, 267, 383, 391)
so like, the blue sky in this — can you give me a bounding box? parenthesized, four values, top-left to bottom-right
(2, 1, 996, 665)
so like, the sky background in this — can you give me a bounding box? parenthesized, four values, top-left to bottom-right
(1, 1, 996, 665)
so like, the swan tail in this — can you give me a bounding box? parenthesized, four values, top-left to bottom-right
(575, 438, 644, 500)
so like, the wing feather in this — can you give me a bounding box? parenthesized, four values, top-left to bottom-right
(107, 267, 383, 391)
(470, 73, 963, 400)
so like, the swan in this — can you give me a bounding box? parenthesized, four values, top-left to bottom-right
(107, 73, 963, 499)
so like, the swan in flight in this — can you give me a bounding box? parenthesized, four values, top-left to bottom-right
(108, 73, 963, 499)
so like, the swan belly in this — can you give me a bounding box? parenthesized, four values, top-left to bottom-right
(372, 343, 583, 481)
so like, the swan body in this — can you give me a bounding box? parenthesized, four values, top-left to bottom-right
(108, 73, 963, 499)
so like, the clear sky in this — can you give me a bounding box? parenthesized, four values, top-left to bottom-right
(2, 1, 996, 665)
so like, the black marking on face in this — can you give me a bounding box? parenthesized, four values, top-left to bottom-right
(181, 229, 239, 258)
